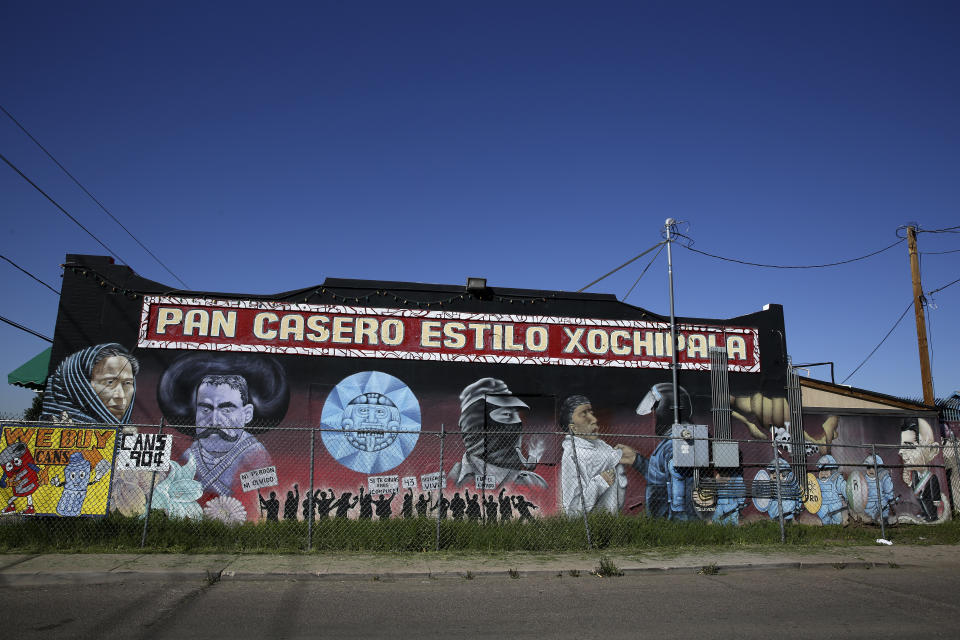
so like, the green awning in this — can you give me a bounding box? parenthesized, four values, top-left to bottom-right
(7, 347, 51, 391)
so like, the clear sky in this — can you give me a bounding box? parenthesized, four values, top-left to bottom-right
(1, 1, 958, 415)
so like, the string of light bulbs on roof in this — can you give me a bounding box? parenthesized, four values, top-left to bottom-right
(61, 265, 561, 308)
(313, 287, 557, 307)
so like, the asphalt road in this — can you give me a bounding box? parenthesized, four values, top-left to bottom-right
(6, 565, 959, 639)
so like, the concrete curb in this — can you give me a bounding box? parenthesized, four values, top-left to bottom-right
(622, 560, 907, 574)
(0, 569, 223, 586)
(218, 560, 908, 581)
(0, 558, 910, 586)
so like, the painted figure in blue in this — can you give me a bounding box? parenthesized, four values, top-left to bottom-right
(764, 458, 802, 521)
(863, 454, 895, 524)
(53, 452, 107, 516)
(815, 454, 847, 525)
(711, 470, 746, 525)
(632, 383, 698, 520)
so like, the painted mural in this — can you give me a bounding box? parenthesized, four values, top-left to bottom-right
(0, 425, 116, 517)
(31, 255, 951, 525)
(801, 414, 951, 526)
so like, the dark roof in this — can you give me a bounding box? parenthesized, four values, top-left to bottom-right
(62, 253, 784, 327)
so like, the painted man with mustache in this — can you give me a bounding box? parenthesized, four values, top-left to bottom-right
(184, 374, 272, 496)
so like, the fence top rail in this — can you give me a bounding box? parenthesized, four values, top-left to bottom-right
(0, 420, 948, 453)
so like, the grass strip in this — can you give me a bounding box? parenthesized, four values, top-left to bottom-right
(0, 512, 957, 554)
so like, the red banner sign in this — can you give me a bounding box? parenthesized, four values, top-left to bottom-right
(138, 296, 760, 372)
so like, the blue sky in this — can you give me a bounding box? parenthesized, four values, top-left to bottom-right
(1, 2, 958, 414)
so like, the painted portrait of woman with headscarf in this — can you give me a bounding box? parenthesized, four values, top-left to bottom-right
(41, 343, 139, 424)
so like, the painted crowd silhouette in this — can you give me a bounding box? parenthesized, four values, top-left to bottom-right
(260, 485, 538, 522)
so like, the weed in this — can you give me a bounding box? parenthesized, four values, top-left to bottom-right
(568, 569, 581, 577)
(204, 569, 221, 586)
(593, 556, 623, 577)
(888, 562, 900, 569)
(508, 568, 519, 579)
(464, 571, 474, 580)
(697, 563, 719, 576)
(372, 575, 380, 581)
(832, 563, 847, 570)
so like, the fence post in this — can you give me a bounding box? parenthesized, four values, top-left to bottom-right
(771, 431, 785, 544)
(951, 434, 960, 516)
(140, 420, 163, 549)
(307, 428, 316, 551)
(435, 424, 446, 551)
(566, 432, 593, 549)
(871, 444, 887, 540)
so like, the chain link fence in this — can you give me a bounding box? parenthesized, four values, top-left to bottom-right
(944, 433, 960, 517)
(0, 419, 953, 552)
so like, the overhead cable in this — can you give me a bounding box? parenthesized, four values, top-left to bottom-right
(0, 151, 126, 264)
(1, 255, 59, 295)
(839, 270, 957, 386)
(676, 234, 905, 269)
(578, 241, 666, 292)
(840, 302, 913, 385)
(0, 313, 53, 342)
(922, 248, 960, 255)
(0, 104, 190, 289)
(918, 225, 960, 234)
(897, 224, 960, 238)
(927, 275, 960, 296)
(622, 242, 665, 301)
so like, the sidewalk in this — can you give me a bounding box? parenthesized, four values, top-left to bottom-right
(2, 544, 958, 585)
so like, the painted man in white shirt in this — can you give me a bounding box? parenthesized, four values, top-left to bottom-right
(560, 394, 636, 516)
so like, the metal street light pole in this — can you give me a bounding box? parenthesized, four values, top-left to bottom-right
(665, 218, 679, 425)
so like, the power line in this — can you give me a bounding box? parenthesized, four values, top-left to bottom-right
(0, 104, 190, 289)
(0, 313, 53, 343)
(0, 255, 59, 295)
(578, 241, 665, 292)
(676, 235, 905, 269)
(0, 151, 126, 263)
(927, 275, 960, 296)
(898, 224, 960, 238)
(622, 243, 665, 301)
(922, 248, 960, 255)
(840, 301, 913, 385)
(842, 258, 956, 388)
(919, 225, 960, 234)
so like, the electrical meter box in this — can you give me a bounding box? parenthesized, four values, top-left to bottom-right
(671, 424, 709, 467)
(712, 440, 740, 468)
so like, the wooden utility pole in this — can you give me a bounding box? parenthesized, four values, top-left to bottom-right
(907, 226, 935, 405)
